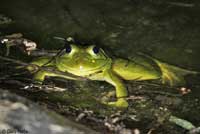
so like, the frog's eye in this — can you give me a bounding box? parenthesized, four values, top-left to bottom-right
(65, 44, 72, 53)
(92, 46, 99, 54)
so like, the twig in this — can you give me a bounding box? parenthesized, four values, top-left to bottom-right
(0, 78, 67, 92)
(0, 33, 37, 56)
(0, 55, 28, 66)
(0, 79, 27, 87)
(188, 127, 200, 134)
(167, 2, 195, 7)
(147, 128, 155, 134)
(0, 14, 12, 25)
(169, 115, 195, 130)
(30, 49, 58, 57)
(23, 83, 67, 92)
(132, 81, 178, 90)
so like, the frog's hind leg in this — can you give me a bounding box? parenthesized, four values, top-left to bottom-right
(112, 58, 162, 81)
(112, 57, 198, 86)
(153, 59, 198, 86)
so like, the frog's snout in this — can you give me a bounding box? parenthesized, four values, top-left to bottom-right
(74, 57, 86, 64)
(74, 54, 90, 64)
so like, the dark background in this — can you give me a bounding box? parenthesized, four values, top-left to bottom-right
(1, 1, 200, 133)
(0, 0, 200, 70)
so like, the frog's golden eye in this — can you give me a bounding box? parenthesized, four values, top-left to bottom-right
(92, 46, 100, 54)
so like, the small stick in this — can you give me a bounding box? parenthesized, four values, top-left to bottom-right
(167, 2, 194, 7)
(0, 55, 28, 66)
(0, 55, 88, 81)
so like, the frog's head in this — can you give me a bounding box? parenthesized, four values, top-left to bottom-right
(56, 44, 111, 76)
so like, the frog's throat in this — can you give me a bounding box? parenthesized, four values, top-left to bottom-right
(58, 59, 111, 76)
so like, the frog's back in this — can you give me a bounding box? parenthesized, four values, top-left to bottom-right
(112, 57, 161, 81)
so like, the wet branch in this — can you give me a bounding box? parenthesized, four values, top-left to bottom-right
(0, 55, 88, 81)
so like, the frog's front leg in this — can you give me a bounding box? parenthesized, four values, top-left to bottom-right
(33, 69, 77, 84)
(33, 70, 61, 83)
(103, 70, 128, 108)
(33, 70, 47, 83)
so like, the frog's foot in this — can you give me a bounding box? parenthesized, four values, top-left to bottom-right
(103, 98, 129, 108)
(162, 72, 180, 86)
(161, 71, 183, 86)
(154, 60, 194, 86)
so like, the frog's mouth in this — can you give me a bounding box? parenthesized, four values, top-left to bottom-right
(67, 63, 107, 75)
(61, 59, 111, 76)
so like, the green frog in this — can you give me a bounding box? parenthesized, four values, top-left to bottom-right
(27, 38, 197, 108)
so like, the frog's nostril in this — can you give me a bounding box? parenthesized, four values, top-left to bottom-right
(74, 58, 84, 65)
